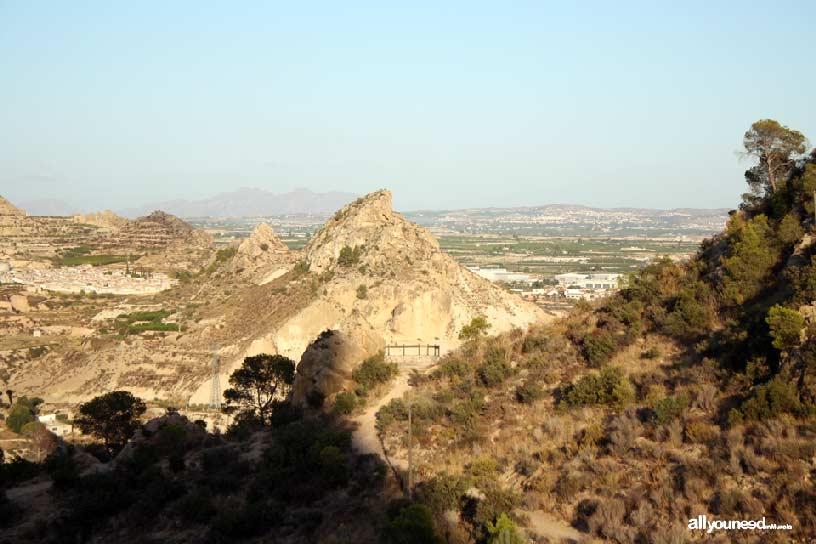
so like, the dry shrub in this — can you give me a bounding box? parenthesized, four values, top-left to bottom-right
(684, 419, 720, 445)
(650, 525, 688, 544)
(662, 419, 683, 447)
(575, 423, 603, 452)
(553, 469, 588, 502)
(579, 497, 631, 541)
(627, 498, 655, 528)
(694, 384, 718, 413)
(608, 408, 642, 454)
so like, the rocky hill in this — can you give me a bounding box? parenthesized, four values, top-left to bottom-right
(0, 195, 26, 216)
(93, 210, 214, 272)
(191, 189, 548, 405)
(97, 211, 208, 251)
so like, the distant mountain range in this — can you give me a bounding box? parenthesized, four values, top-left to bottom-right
(118, 188, 360, 219)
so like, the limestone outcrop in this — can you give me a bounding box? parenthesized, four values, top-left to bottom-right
(232, 223, 292, 282)
(290, 328, 385, 407)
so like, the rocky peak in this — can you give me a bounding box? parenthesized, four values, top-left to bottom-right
(304, 189, 440, 273)
(137, 210, 195, 235)
(0, 196, 26, 216)
(238, 223, 288, 257)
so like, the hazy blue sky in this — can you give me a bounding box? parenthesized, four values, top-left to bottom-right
(1, 1, 814, 212)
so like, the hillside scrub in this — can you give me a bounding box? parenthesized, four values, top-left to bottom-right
(373, 121, 816, 542)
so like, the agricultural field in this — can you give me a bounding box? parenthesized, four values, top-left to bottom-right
(436, 234, 701, 278)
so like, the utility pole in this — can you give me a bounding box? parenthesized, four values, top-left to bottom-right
(407, 386, 413, 499)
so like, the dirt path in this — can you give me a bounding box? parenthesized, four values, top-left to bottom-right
(521, 509, 584, 543)
(351, 372, 411, 470)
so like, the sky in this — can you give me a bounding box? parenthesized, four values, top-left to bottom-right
(1, 1, 815, 213)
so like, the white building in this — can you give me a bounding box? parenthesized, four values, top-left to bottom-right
(564, 288, 588, 300)
(38, 413, 74, 436)
(554, 272, 622, 290)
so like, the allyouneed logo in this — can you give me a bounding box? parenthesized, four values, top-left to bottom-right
(688, 515, 792, 534)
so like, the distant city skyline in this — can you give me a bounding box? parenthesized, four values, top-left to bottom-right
(2, 1, 814, 212)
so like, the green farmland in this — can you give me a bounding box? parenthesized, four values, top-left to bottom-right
(436, 234, 700, 278)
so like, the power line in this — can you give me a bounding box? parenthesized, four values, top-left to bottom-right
(209, 342, 221, 410)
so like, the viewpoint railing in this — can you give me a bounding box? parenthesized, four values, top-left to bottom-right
(385, 344, 441, 358)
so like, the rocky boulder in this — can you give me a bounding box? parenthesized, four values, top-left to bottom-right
(291, 328, 384, 408)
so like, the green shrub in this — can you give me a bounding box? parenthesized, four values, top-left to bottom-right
(416, 473, 468, 514)
(377, 398, 408, 430)
(6, 403, 36, 433)
(459, 316, 491, 341)
(740, 375, 803, 421)
(777, 213, 804, 246)
(487, 513, 525, 544)
(562, 366, 633, 408)
(356, 284, 368, 299)
(318, 445, 349, 486)
(652, 393, 690, 425)
(432, 357, 471, 380)
(333, 392, 356, 415)
(337, 245, 363, 266)
(352, 352, 397, 390)
(476, 358, 512, 387)
(382, 503, 445, 544)
(582, 330, 618, 367)
(467, 456, 499, 484)
(515, 382, 544, 404)
(470, 484, 522, 540)
(766, 305, 805, 350)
